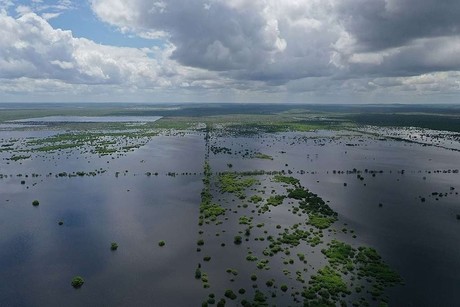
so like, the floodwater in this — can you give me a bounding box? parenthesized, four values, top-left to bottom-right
(11, 116, 162, 123)
(208, 130, 460, 306)
(0, 128, 459, 306)
(0, 133, 205, 306)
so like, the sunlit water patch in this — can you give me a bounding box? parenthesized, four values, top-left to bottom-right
(10, 116, 162, 123)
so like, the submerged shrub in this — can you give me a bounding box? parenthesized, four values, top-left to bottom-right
(71, 276, 84, 288)
(234, 236, 242, 245)
(224, 289, 237, 300)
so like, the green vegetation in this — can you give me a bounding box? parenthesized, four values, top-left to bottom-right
(158, 240, 166, 247)
(308, 214, 337, 229)
(200, 160, 225, 223)
(71, 276, 85, 288)
(322, 240, 354, 266)
(218, 173, 258, 198)
(249, 195, 263, 203)
(266, 195, 285, 206)
(303, 266, 349, 304)
(349, 113, 460, 133)
(287, 188, 309, 200)
(256, 259, 270, 270)
(273, 175, 300, 186)
(226, 268, 238, 276)
(8, 155, 30, 161)
(195, 267, 202, 279)
(110, 242, 119, 251)
(32, 200, 40, 206)
(253, 152, 273, 160)
(201, 203, 226, 221)
(239, 216, 252, 225)
(216, 298, 226, 307)
(246, 254, 258, 262)
(224, 289, 237, 300)
(356, 247, 402, 285)
(234, 236, 242, 245)
(259, 195, 285, 213)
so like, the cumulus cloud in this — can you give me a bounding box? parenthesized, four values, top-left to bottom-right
(90, 0, 460, 83)
(90, 0, 338, 82)
(0, 10, 220, 91)
(1, 0, 460, 102)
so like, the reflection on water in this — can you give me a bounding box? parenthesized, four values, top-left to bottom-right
(11, 116, 162, 123)
(0, 129, 459, 306)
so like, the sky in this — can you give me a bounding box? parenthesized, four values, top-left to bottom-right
(1, 0, 460, 104)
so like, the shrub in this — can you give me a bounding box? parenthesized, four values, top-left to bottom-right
(110, 242, 118, 250)
(71, 276, 84, 288)
(224, 289, 237, 300)
(158, 240, 165, 247)
(234, 236, 242, 245)
(195, 267, 202, 279)
(32, 200, 40, 206)
(207, 297, 215, 304)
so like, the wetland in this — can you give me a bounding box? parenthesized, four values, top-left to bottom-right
(0, 103, 459, 306)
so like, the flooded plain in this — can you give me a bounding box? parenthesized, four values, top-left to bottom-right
(0, 124, 459, 306)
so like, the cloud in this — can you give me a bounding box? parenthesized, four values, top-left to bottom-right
(2, 0, 460, 102)
(334, 0, 460, 52)
(90, 0, 337, 83)
(90, 0, 460, 85)
(0, 10, 219, 91)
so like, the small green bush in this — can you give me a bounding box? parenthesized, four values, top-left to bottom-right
(234, 236, 242, 245)
(224, 289, 237, 300)
(32, 200, 40, 206)
(195, 268, 202, 279)
(71, 276, 84, 288)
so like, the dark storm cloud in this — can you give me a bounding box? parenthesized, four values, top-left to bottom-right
(336, 0, 460, 52)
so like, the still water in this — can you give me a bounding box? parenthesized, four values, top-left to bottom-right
(0, 129, 459, 306)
